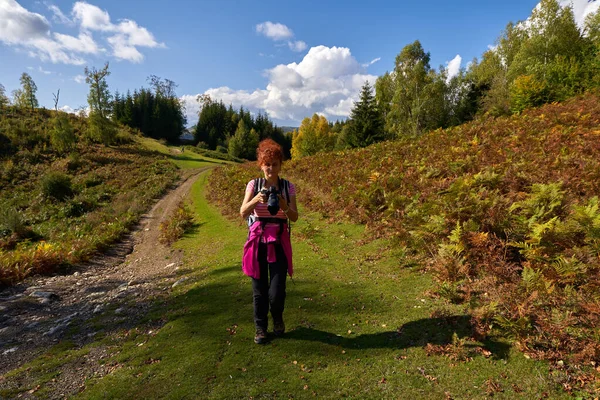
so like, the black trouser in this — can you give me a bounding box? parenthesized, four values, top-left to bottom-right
(252, 242, 287, 331)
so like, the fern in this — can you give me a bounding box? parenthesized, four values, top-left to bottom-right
(552, 256, 587, 286)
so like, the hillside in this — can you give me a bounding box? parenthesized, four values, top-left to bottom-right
(208, 91, 600, 392)
(0, 108, 181, 286)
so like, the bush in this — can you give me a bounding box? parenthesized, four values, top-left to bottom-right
(87, 112, 117, 145)
(159, 201, 194, 245)
(50, 114, 77, 154)
(40, 171, 73, 201)
(0, 207, 26, 237)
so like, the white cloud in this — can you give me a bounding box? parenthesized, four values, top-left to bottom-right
(256, 21, 293, 40)
(73, 74, 86, 83)
(46, 3, 72, 25)
(60, 105, 76, 113)
(256, 21, 308, 54)
(361, 57, 381, 67)
(446, 54, 462, 82)
(0, 0, 163, 64)
(288, 40, 307, 52)
(38, 66, 51, 74)
(558, 0, 600, 28)
(182, 45, 376, 125)
(0, 0, 50, 43)
(72, 1, 112, 31)
(54, 32, 99, 53)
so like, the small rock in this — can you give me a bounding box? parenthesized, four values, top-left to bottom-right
(0, 305, 6, 312)
(115, 307, 124, 315)
(165, 263, 176, 269)
(93, 305, 104, 314)
(30, 291, 60, 302)
(117, 283, 128, 292)
(3, 347, 18, 355)
(172, 278, 187, 288)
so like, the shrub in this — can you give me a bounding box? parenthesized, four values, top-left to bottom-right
(0, 207, 26, 237)
(87, 112, 117, 145)
(40, 171, 73, 201)
(50, 114, 77, 154)
(159, 201, 194, 245)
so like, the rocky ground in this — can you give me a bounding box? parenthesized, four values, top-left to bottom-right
(0, 168, 206, 399)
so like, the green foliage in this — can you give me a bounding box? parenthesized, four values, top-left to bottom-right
(16, 73, 38, 111)
(113, 79, 186, 143)
(50, 114, 77, 154)
(0, 207, 26, 238)
(510, 74, 549, 113)
(0, 83, 9, 108)
(40, 171, 74, 201)
(194, 98, 290, 156)
(228, 120, 259, 160)
(291, 114, 335, 159)
(85, 62, 112, 119)
(346, 81, 385, 148)
(87, 111, 117, 145)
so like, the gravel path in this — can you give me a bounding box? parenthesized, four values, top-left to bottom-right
(0, 168, 208, 399)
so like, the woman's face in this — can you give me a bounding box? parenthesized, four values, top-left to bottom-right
(261, 159, 281, 181)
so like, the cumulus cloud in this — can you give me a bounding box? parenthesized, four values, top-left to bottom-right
(73, 74, 86, 83)
(256, 21, 293, 40)
(446, 54, 462, 82)
(0, 0, 163, 64)
(182, 45, 377, 126)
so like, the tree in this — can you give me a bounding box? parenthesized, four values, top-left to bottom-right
(85, 62, 112, 119)
(11, 73, 38, 110)
(0, 83, 9, 109)
(85, 63, 116, 144)
(228, 120, 259, 159)
(291, 114, 335, 159)
(387, 41, 436, 136)
(375, 72, 394, 136)
(346, 81, 384, 148)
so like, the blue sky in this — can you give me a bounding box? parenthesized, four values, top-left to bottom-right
(1, 0, 599, 127)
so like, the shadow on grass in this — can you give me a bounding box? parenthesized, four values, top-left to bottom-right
(282, 317, 510, 360)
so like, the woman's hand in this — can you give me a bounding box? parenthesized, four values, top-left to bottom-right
(255, 191, 267, 204)
(277, 194, 288, 211)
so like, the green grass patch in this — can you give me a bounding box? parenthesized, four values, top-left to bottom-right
(137, 137, 233, 170)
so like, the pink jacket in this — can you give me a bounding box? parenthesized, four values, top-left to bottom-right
(242, 221, 293, 279)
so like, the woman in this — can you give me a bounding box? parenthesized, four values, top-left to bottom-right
(240, 139, 298, 344)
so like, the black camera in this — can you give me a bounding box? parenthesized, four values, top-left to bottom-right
(261, 186, 280, 215)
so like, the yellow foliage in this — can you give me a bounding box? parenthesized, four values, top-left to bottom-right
(291, 114, 335, 159)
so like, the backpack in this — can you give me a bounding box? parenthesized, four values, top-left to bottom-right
(247, 177, 291, 229)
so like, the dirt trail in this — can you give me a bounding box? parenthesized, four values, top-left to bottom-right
(0, 167, 209, 398)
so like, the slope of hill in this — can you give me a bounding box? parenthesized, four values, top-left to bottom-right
(208, 91, 600, 391)
(0, 108, 180, 286)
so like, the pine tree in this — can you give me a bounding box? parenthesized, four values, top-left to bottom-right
(346, 81, 384, 148)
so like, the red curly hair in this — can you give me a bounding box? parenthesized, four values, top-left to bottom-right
(256, 139, 283, 166)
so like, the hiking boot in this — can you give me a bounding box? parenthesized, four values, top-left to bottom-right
(254, 328, 267, 344)
(273, 319, 285, 337)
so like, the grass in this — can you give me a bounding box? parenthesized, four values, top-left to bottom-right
(3, 169, 568, 399)
(137, 137, 233, 170)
